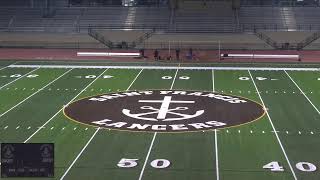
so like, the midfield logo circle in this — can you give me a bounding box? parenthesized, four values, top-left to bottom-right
(63, 90, 266, 132)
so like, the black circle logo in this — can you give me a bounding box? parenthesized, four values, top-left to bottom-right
(64, 90, 265, 132)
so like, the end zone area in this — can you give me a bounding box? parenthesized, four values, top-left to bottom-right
(0, 61, 319, 180)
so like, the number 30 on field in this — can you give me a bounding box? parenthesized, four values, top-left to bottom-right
(263, 161, 317, 172)
(117, 158, 171, 169)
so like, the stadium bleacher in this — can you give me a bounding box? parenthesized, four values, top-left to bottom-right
(239, 6, 320, 31)
(0, 6, 169, 32)
(80, 7, 169, 30)
(0, 0, 320, 50)
(171, 1, 236, 32)
(1, 2, 320, 33)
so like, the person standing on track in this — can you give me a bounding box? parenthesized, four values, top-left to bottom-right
(154, 49, 159, 61)
(176, 49, 180, 61)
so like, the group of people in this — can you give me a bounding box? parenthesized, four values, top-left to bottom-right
(153, 48, 196, 61)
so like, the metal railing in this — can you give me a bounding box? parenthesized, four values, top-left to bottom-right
(241, 24, 320, 32)
(130, 29, 156, 48)
(138, 42, 272, 50)
(254, 30, 320, 50)
(0, 41, 104, 49)
(297, 32, 320, 49)
(0, 40, 273, 51)
(240, 0, 319, 7)
(88, 28, 113, 48)
(254, 30, 278, 49)
(86, 24, 168, 31)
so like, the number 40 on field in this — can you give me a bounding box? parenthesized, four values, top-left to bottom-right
(264, 161, 317, 172)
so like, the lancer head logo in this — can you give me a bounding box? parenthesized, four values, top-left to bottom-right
(64, 90, 265, 132)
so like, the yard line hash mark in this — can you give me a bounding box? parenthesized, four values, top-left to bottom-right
(60, 69, 144, 179)
(285, 70, 320, 115)
(248, 70, 298, 180)
(0, 68, 39, 90)
(24, 68, 109, 143)
(0, 69, 73, 119)
(138, 69, 178, 180)
(60, 127, 101, 180)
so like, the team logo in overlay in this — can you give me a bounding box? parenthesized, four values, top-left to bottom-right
(64, 90, 265, 132)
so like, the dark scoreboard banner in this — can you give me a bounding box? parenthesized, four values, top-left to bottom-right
(1, 143, 54, 178)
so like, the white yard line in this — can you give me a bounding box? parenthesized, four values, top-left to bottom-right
(0, 69, 73, 119)
(24, 68, 109, 143)
(59, 69, 144, 179)
(138, 132, 157, 180)
(9, 64, 320, 71)
(139, 68, 179, 180)
(212, 69, 219, 180)
(0, 68, 39, 90)
(170, 69, 179, 89)
(60, 127, 101, 180)
(127, 69, 144, 91)
(0, 66, 7, 71)
(0, 66, 9, 71)
(214, 129, 219, 180)
(248, 70, 298, 180)
(284, 70, 320, 115)
(0, 62, 18, 71)
(212, 69, 215, 92)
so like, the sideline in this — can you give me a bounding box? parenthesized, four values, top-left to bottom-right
(9, 64, 320, 71)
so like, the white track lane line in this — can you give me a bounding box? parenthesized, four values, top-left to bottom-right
(0, 67, 40, 90)
(212, 69, 219, 180)
(0, 69, 73, 119)
(138, 68, 179, 180)
(248, 70, 298, 180)
(285, 70, 320, 115)
(24, 68, 109, 143)
(60, 69, 144, 180)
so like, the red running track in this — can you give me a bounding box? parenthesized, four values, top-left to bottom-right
(0, 48, 319, 63)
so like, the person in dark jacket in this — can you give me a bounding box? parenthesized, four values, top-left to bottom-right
(176, 49, 180, 61)
(154, 49, 159, 60)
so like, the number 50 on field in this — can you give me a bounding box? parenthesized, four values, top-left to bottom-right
(117, 158, 170, 169)
(117, 159, 318, 173)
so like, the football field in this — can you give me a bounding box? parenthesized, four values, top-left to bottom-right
(0, 60, 320, 180)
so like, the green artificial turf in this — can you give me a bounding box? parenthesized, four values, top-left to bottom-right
(0, 62, 319, 180)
